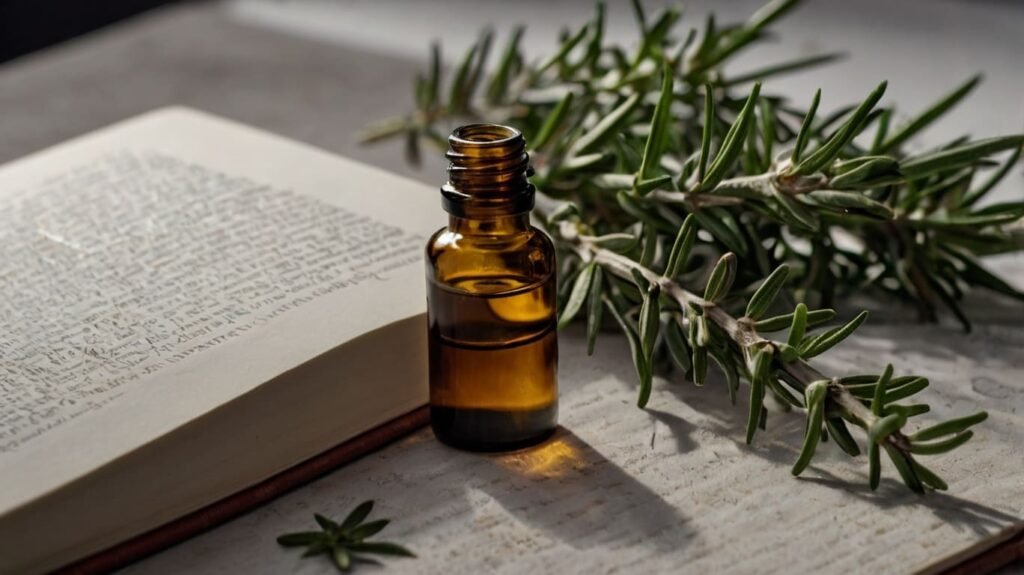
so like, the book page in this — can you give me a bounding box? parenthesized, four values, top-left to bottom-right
(0, 108, 438, 513)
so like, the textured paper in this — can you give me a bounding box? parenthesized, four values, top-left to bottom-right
(124, 320, 1023, 574)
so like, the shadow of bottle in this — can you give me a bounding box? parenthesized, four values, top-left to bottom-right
(449, 426, 695, 553)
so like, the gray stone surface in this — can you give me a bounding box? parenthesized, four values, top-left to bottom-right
(119, 323, 1024, 575)
(1, 1, 1022, 573)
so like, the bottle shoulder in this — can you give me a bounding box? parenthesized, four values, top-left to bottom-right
(426, 225, 554, 258)
(426, 225, 555, 285)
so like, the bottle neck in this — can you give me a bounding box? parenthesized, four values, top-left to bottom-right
(448, 213, 531, 236)
(441, 124, 534, 219)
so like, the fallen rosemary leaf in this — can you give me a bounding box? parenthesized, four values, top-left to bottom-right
(277, 500, 414, 572)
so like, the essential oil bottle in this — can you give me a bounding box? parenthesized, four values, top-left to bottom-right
(425, 124, 558, 451)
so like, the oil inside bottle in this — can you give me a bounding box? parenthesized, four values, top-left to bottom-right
(428, 273, 557, 451)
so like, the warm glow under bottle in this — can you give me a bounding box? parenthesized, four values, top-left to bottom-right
(425, 124, 558, 451)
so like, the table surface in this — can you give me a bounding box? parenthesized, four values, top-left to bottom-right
(1, 1, 1021, 573)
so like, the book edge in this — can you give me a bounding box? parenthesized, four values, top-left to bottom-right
(53, 405, 430, 575)
(916, 522, 1024, 575)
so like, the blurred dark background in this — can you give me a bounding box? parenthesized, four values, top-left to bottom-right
(0, 0, 1019, 195)
(3, 0, 1021, 65)
(0, 0, 175, 63)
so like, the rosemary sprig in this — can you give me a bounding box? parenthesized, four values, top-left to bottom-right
(277, 500, 415, 571)
(558, 218, 987, 492)
(363, 0, 1023, 328)
(362, 0, 1021, 492)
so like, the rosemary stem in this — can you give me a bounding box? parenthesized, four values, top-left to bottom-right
(562, 220, 911, 453)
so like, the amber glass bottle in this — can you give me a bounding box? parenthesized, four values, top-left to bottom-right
(425, 124, 558, 451)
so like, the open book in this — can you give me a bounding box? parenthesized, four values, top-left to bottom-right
(0, 108, 437, 574)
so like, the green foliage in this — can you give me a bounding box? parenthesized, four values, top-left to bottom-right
(277, 501, 415, 571)
(364, 0, 1021, 494)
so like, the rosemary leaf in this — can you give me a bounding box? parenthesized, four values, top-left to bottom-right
(745, 348, 772, 444)
(605, 295, 652, 407)
(722, 53, 844, 87)
(755, 308, 834, 332)
(884, 444, 924, 493)
(704, 253, 738, 303)
(448, 43, 480, 114)
(868, 442, 881, 490)
(638, 64, 675, 181)
(908, 431, 974, 455)
(664, 314, 692, 372)
(792, 88, 820, 163)
(800, 311, 869, 359)
(486, 27, 524, 104)
(698, 85, 714, 182)
(665, 214, 697, 278)
(880, 75, 981, 152)
(792, 380, 827, 475)
(315, 513, 339, 532)
(825, 417, 861, 457)
(785, 303, 808, 349)
(533, 91, 575, 151)
(793, 81, 887, 175)
(347, 542, 417, 558)
(912, 460, 949, 491)
(340, 501, 374, 531)
(559, 262, 596, 329)
(806, 190, 892, 219)
(961, 146, 1022, 207)
(746, 264, 790, 319)
(572, 93, 641, 154)
(909, 411, 988, 442)
(348, 519, 391, 541)
(586, 266, 605, 355)
(639, 283, 662, 359)
(701, 83, 762, 191)
(901, 135, 1024, 179)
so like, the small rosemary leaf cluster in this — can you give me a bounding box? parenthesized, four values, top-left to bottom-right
(363, 0, 1019, 493)
(277, 500, 414, 572)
